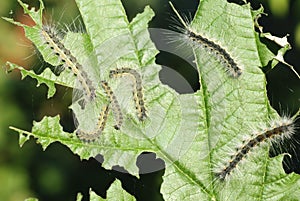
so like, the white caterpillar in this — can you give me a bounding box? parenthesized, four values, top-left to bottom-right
(169, 2, 242, 78)
(76, 104, 110, 142)
(109, 68, 147, 121)
(100, 80, 124, 130)
(41, 25, 96, 100)
(216, 116, 296, 181)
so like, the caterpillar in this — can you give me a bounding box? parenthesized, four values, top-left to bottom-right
(76, 104, 110, 142)
(100, 80, 123, 130)
(41, 25, 96, 100)
(169, 2, 242, 78)
(216, 116, 296, 181)
(109, 68, 147, 121)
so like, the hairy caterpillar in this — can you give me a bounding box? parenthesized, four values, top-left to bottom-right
(76, 104, 110, 142)
(100, 80, 123, 130)
(41, 25, 96, 100)
(169, 2, 242, 78)
(109, 68, 147, 121)
(216, 116, 296, 181)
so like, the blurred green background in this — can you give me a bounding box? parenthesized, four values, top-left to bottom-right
(0, 0, 299, 201)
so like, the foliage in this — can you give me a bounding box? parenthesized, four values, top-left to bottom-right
(3, 0, 300, 200)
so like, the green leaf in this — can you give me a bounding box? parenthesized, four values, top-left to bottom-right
(6, 62, 75, 98)
(24, 179, 134, 201)
(252, 7, 300, 78)
(161, 0, 300, 200)
(7, 0, 185, 179)
(5, 0, 300, 200)
(90, 179, 135, 201)
(10, 116, 72, 151)
(251, 5, 276, 67)
(76, 193, 83, 201)
(17, 0, 44, 25)
(76, 180, 135, 201)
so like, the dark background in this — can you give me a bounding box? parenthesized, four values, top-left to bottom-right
(0, 0, 299, 200)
